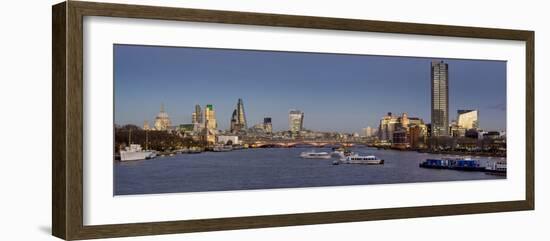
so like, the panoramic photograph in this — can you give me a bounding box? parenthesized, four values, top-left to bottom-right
(113, 44, 507, 195)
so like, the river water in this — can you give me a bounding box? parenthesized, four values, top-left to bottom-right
(114, 147, 505, 195)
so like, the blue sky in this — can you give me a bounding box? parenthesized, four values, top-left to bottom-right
(114, 44, 506, 133)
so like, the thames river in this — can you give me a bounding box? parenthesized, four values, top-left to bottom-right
(114, 147, 505, 195)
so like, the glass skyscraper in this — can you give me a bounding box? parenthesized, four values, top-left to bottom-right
(192, 104, 202, 124)
(230, 98, 247, 133)
(431, 61, 449, 136)
(263, 117, 272, 134)
(237, 99, 247, 128)
(289, 110, 304, 133)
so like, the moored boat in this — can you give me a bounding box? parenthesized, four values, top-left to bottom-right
(187, 147, 203, 154)
(419, 159, 450, 169)
(120, 144, 156, 161)
(337, 154, 384, 165)
(419, 158, 485, 171)
(485, 160, 507, 175)
(300, 151, 332, 159)
(119, 128, 156, 161)
(232, 144, 245, 150)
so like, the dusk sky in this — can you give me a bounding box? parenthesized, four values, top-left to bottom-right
(114, 44, 506, 133)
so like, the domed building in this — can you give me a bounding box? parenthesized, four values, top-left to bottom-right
(154, 104, 172, 131)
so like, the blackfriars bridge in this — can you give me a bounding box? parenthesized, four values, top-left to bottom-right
(242, 139, 368, 148)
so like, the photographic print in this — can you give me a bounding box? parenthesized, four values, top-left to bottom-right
(113, 44, 507, 195)
(52, 3, 534, 239)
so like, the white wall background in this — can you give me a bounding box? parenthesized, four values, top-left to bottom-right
(0, 0, 547, 240)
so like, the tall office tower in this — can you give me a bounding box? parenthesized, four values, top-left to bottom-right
(230, 109, 238, 133)
(431, 60, 449, 136)
(236, 98, 247, 129)
(203, 104, 217, 145)
(192, 104, 203, 124)
(289, 110, 304, 133)
(204, 104, 217, 130)
(154, 103, 172, 131)
(263, 117, 273, 134)
(230, 98, 247, 133)
(457, 109, 479, 129)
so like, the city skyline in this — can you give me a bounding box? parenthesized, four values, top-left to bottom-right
(114, 44, 507, 133)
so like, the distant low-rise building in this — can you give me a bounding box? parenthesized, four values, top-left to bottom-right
(392, 128, 409, 149)
(363, 126, 376, 138)
(409, 124, 427, 149)
(379, 112, 427, 147)
(177, 124, 195, 133)
(378, 112, 401, 141)
(217, 135, 240, 145)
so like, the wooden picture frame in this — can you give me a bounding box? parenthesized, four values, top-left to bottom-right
(52, 1, 534, 240)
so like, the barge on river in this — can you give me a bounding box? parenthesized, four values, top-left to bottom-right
(419, 158, 506, 174)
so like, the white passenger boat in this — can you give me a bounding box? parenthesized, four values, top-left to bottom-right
(120, 144, 156, 161)
(300, 151, 332, 159)
(485, 160, 507, 175)
(337, 154, 384, 165)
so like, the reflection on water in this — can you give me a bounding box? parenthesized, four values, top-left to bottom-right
(114, 147, 505, 195)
